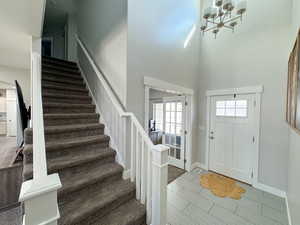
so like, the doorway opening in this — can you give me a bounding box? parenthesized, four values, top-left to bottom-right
(144, 77, 194, 183)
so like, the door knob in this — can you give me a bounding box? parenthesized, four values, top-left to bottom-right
(209, 136, 214, 140)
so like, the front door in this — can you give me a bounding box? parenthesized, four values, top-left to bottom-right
(209, 94, 255, 184)
(162, 96, 186, 169)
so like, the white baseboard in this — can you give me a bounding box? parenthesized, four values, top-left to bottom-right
(190, 162, 208, 171)
(123, 170, 131, 180)
(253, 182, 286, 198)
(285, 193, 292, 225)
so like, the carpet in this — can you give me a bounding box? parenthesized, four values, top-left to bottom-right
(200, 173, 246, 200)
(168, 165, 186, 184)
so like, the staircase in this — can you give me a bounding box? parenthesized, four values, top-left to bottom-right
(22, 57, 146, 225)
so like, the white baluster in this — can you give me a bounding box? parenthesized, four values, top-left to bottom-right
(146, 147, 152, 225)
(135, 130, 141, 200)
(151, 145, 169, 225)
(130, 121, 135, 182)
(140, 139, 146, 204)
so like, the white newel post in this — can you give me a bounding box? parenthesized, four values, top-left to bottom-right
(19, 37, 62, 225)
(151, 145, 169, 225)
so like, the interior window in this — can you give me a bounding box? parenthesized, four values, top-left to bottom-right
(216, 100, 248, 117)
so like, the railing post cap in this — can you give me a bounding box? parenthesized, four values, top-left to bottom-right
(152, 144, 169, 152)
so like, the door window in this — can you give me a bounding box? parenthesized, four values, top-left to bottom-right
(216, 100, 248, 117)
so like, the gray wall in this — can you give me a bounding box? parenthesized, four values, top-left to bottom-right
(67, 14, 78, 62)
(287, 0, 300, 223)
(76, 0, 127, 106)
(43, 25, 66, 60)
(127, 0, 201, 165)
(198, 0, 292, 190)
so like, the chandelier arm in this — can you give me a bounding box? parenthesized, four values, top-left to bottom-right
(204, 25, 218, 32)
(223, 15, 242, 24)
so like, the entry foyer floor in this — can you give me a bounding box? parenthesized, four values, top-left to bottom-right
(167, 168, 289, 225)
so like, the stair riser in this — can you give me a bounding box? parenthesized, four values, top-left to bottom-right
(43, 70, 81, 78)
(25, 127, 104, 144)
(58, 171, 122, 202)
(42, 61, 78, 70)
(42, 88, 89, 96)
(24, 142, 110, 164)
(43, 65, 79, 74)
(24, 154, 115, 181)
(42, 80, 85, 89)
(43, 96, 92, 104)
(44, 117, 99, 126)
(43, 106, 95, 114)
(43, 72, 83, 82)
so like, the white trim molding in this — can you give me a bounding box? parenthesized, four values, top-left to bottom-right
(253, 182, 285, 198)
(144, 76, 194, 96)
(285, 193, 292, 225)
(190, 162, 208, 171)
(206, 85, 264, 96)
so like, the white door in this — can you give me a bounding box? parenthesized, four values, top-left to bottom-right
(6, 89, 17, 137)
(209, 94, 255, 184)
(162, 96, 186, 169)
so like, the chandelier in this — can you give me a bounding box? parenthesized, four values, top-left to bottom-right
(200, 0, 247, 38)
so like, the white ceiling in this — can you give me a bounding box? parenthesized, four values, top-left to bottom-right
(0, 0, 45, 69)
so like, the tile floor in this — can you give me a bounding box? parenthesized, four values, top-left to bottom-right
(167, 168, 289, 225)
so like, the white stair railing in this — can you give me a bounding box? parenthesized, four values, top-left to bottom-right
(77, 36, 169, 225)
(19, 39, 62, 225)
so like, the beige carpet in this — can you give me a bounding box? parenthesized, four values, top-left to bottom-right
(200, 173, 246, 200)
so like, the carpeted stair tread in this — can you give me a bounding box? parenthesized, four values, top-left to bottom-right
(43, 93, 92, 104)
(42, 76, 85, 87)
(42, 56, 77, 67)
(24, 123, 105, 144)
(89, 199, 146, 225)
(43, 64, 80, 74)
(43, 103, 96, 114)
(42, 69, 81, 78)
(24, 135, 110, 155)
(23, 147, 116, 180)
(44, 113, 99, 120)
(59, 179, 136, 225)
(43, 71, 83, 81)
(58, 162, 123, 197)
(42, 83, 88, 93)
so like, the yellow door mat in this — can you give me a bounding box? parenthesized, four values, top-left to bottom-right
(200, 173, 246, 200)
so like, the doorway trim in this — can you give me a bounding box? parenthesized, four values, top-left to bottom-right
(144, 76, 194, 171)
(205, 85, 263, 185)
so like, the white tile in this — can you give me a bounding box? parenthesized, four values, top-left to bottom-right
(237, 206, 282, 225)
(183, 204, 226, 225)
(237, 197, 261, 215)
(176, 188, 214, 212)
(261, 193, 286, 212)
(168, 189, 191, 211)
(200, 189, 238, 212)
(262, 205, 288, 225)
(210, 205, 254, 225)
(174, 177, 203, 194)
(168, 203, 201, 225)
